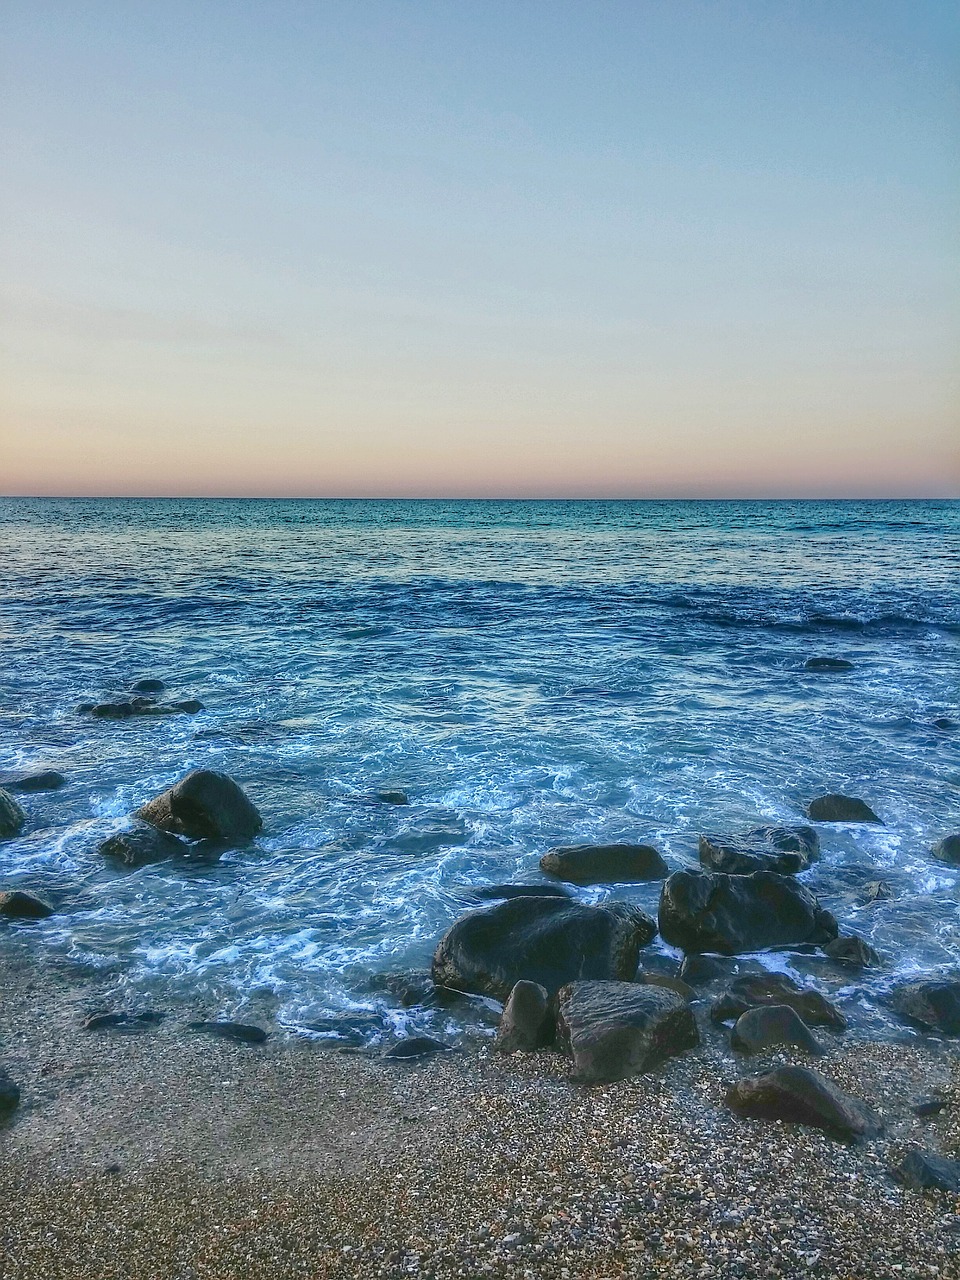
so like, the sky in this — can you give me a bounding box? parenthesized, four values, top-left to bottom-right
(2, 1, 957, 498)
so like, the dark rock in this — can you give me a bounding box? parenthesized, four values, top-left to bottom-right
(375, 789, 408, 805)
(823, 934, 881, 968)
(136, 770, 262, 841)
(98, 823, 193, 868)
(807, 794, 882, 823)
(888, 977, 960, 1035)
(470, 884, 571, 901)
(90, 701, 137, 719)
(893, 1148, 960, 1193)
(698, 825, 820, 876)
(658, 869, 838, 955)
(130, 696, 159, 711)
(381, 971, 466, 1009)
(84, 1011, 165, 1031)
(0, 789, 26, 840)
(432, 896, 656, 1002)
(0, 770, 66, 793)
(384, 1036, 451, 1060)
(555, 981, 699, 1082)
(805, 657, 854, 671)
(711, 973, 846, 1029)
(131, 678, 166, 693)
(731, 1004, 824, 1055)
(0, 1067, 20, 1119)
(638, 972, 695, 1001)
(496, 981, 554, 1052)
(933, 718, 957, 731)
(0, 890, 54, 920)
(170, 699, 204, 714)
(679, 953, 729, 986)
(861, 879, 892, 903)
(913, 1097, 948, 1118)
(76, 703, 95, 714)
(932, 835, 960, 866)
(302, 1014, 384, 1045)
(726, 1066, 880, 1139)
(187, 1020, 268, 1044)
(540, 843, 669, 885)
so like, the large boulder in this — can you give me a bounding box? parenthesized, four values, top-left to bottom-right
(0, 890, 54, 920)
(136, 770, 262, 841)
(99, 823, 194, 868)
(807, 794, 882, 823)
(0, 790, 26, 840)
(0, 770, 66, 793)
(711, 972, 846, 1029)
(892, 1148, 960, 1193)
(432, 896, 656, 1002)
(698, 825, 820, 876)
(931, 835, 960, 867)
(540, 843, 668, 885)
(658, 869, 838, 955)
(556, 981, 699, 1082)
(726, 1066, 880, 1139)
(496, 981, 554, 1052)
(887, 976, 960, 1035)
(730, 1005, 824, 1055)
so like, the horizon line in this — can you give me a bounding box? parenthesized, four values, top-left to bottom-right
(1, 493, 958, 503)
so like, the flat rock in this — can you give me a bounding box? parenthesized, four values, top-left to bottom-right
(540, 843, 669, 885)
(470, 883, 571, 901)
(932, 835, 960, 867)
(0, 770, 66, 792)
(658, 869, 838, 955)
(888, 977, 960, 1035)
(384, 1036, 451, 1060)
(496, 981, 554, 1052)
(556, 981, 699, 1082)
(711, 972, 846, 1029)
(893, 1148, 960, 1193)
(136, 769, 262, 841)
(726, 1066, 880, 1139)
(432, 896, 656, 1002)
(187, 1020, 268, 1044)
(0, 789, 26, 840)
(99, 823, 193, 868)
(0, 1067, 20, 1119)
(805, 657, 854, 671)
(807, 794, 882, 823)
(698, 825, 820, 876)
(84, 1011, 165, 1031)
(731, 1004, 824, 1055)
(823, 934, 881, 968)
(0, 890, 54, 920)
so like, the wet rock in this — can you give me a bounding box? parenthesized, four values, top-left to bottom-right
(726, 1066, 880, 1139)
(658, 869, 838, 955)
(131, 678, 166, 693)
(170, 699, 204, 714)
(380, 971, 466, 1009)
(384, 1036, 451, 1060)
(932, 835, 960, 867)
(136, 769, 262, 841)
(470, 884, 571, 901)
(540, 843, 668, 885)
(678, 953, 729, 985)
(888, 976, 960, 1035)
(375, 789, 408, 805)
(861, 879, 892, 903)
(187, 1021, 268, 1044)
(638, 972, 695, 1001)
(0, 770, 66, 792)
(893, 1148, 960, 1193)
(87, 697, 202, 719)
(823, 934, 881, 968)
(711, 972, 846, 1029)
(556, 981, 699, 1083)
(84, 1011, 165, 1032)
(805, 657, 854, 671)
(90, 701, 137, 719)
(302, 1014, 384, 1045)
(807, 794, 882, 823)
(0, 789, 26, 840)
(933, 718, 957, 731)
(698, 825, 820, 876)
(0, 1067, 20, 1119)
(731, 1004, 824, 1055)
(496, 981, 554, 1052)
(432, 896, 656, 1002)
(98, 823, 193, 868)
(0, 890, 54, 920)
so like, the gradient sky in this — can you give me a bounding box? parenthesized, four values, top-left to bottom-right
(2, 1, 957, 497)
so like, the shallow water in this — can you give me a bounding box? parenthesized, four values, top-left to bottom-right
(1, 498, 958, 1042)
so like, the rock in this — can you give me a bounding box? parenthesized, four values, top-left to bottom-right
(187, 1021, 268, 1044)
(893, 1148, 960, 1193)
(90, 701, 137, 719)
(0, 890, 54, 920)
(888, 977, 960, 1035)
(302, 1014, 385, 1045)
(555, 981, 699, 1083)
(375, 789, 408, 805)
(0, 770, 66, 792)
(807, 794, 882, 823)
(913, 1097, 948, 1118)
(98, 823, 193, 868)
(496, 981, 554, 1052)
(0, 1067, 20, 1119)
(933, 718, 957, 731)
(540, 843, 669, 885)
(730, 1005, 824, 1055)
(432, 896, 656, 1002)
(861, 879, 892, 903)
(658, 869, 838, 955)
(711, 972, 846, 1029)
(823, 934, 881, 967)
(698, 825, 820, 876)
(170, 699, 204, 714)
(136, 770, 262, 841)
(84, 1011, 165, 1031)
(638, 972, 695, 1001)
(87, 697, 201, 718)
(726, 1066, 880, 1139)
(470, 884, 571, 901)
(131, 678, 166, 693)
(932, 835, 960, 866)
(380, 971, 466, 1009)
(678, 953, 729, 985)
(0, 789, 26, 840)
(384, 1036, 451, 1060)
(805, 657, 854, 671)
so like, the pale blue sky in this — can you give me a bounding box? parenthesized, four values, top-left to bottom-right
(2, 1, 957, 496)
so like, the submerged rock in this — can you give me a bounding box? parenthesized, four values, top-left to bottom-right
(86, 697, 203, 719)
(0, 790, 26, 840)
(0, 890, 54, 920)
(0, 769, 66, 792)
(496, 981, 554, 1052)
(888, 977, 960, 1035)
(805, 657, 854, 672)
(432, 896, 656, 1002)
(711, 972, 846, 1030)
(98, 823, 193, 868)
(932, 835, 960, 867)
(731, 1005, 824, 1055)
(726, 1066, 880, 1139)
(658, 869, 838, 955)
(131, 678, 166, 694)
(861, 879, 892, 904)
(187, 1020, 268, 1044)
(375, 789, 409, 805)
(384, 1036, 451, 1060)
(678, 953, 729, 986)
(698, 825, 819, 876)
(892, 1148, 960, 1193)
(556, 981, 699, 1083)
(540, 843, 669, 885)
(0, 1067, 20, 1119)
(807, 794, 882, 823)
(136, 769, 262, 841)
(84, 1011, 165, 1032)
(823, 934, 881, 968)
(933, 718, 957, 731)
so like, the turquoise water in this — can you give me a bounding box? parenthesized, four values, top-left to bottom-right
(1, 498, 958, 1039)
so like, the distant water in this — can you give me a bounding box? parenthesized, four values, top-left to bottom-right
(1, 498, 958, 1042)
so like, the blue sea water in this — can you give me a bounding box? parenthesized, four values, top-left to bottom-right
(0, 498, 958, 1041)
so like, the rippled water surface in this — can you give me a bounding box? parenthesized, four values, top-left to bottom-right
(1, 498, 958, 1040)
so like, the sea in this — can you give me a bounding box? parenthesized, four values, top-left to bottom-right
(1, 498, 958, 1044)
